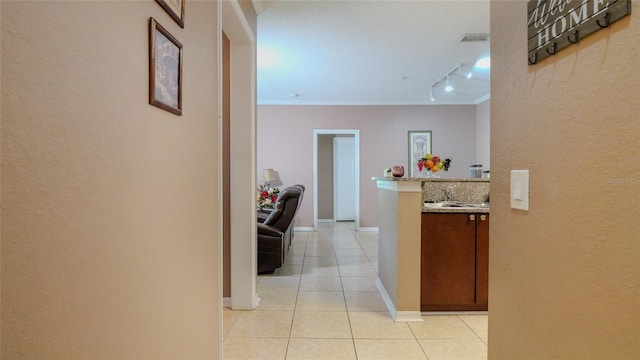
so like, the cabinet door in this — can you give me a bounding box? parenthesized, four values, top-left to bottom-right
(475, 214, 489, 307)
(421, 213, 476, 309)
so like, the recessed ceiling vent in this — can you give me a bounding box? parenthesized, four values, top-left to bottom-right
(460, 33, 490, 42)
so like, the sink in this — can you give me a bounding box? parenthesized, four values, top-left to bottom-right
(424, 201, 489, 209)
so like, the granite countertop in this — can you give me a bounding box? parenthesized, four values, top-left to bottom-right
(422, 206, 489, 214)
(422, 203, 490, 214)
(372, 176, 489, 182)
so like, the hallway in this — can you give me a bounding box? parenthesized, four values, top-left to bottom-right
(223, 222, 488, 359)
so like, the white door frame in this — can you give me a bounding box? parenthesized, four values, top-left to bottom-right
(220, 0, 258, 320)
(313, 129, 360, 231)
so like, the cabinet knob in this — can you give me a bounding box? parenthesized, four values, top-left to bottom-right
(469, 214, 475, 221)
(480, 215, 487, 221)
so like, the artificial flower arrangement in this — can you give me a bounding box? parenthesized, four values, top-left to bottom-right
(417, 153, 452, 173)
(257, 184, 280, 208)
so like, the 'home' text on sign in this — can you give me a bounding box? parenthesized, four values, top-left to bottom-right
(527, 0, 631, 65)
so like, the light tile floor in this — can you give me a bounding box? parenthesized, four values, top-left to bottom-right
(224, 222, 488, 360)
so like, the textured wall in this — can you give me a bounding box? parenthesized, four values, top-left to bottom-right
(257, 105, 478, 228)
(490, 1, 640, 359)
(2, 1, 220, 358)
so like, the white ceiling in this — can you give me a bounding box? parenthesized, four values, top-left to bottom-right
(254, 0, 491, 105)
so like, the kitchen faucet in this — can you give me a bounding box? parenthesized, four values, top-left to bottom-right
(443, 186, 454, 201)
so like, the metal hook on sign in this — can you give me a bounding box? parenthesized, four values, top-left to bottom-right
(546, 42, 558, 55)
(568, 29, 580, 44)
(528, 52, 538, 65)
(597, 12, 611, 28)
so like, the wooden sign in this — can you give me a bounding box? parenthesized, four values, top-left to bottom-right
(527, 0, 632, 65)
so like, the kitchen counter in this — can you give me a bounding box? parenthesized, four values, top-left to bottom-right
(371, 176, 489, 183)
(422, 204, 490, 214)
(372, 176, 490, 321)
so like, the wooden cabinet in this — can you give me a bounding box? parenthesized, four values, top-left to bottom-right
(421, 213, 489, 311)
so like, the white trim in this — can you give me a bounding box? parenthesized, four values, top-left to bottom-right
(223, 297, 231, 308)
(375, 277, 396, 318)
(332, 137, 338, 222)
(395, 312, 425, 323)
(376, 278, 424, 323)
(250, 0, 264, 14)
(293, 227, 315, 232)
(317, 219, 335, 223)
(222, 0, 259, 312)
(258, 99, 489, 106)
(475, 93, 491, 104)
(376, 278, 397, 321)
(357, 227, 379, 232)
(313, 130, 360, 231)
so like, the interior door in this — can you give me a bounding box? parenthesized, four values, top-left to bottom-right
(333, 136, 356, 221)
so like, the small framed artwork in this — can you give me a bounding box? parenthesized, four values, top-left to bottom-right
(149, 18, 183, 116)
(408, 130, 432, 177)
(156, 0, 185, 28)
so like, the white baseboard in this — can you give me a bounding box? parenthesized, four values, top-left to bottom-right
(358, 227, 379, 232)
(395, 311, 424, 322)
(375, 278, 424, 323)
(294, 227, 315, 232)
(318, 219, 335, 223)
(224, 293, 260, 310)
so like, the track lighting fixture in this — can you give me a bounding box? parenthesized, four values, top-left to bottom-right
(428, 63, 472, 101)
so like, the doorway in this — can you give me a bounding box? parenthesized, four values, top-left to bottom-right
(313, 129, 360, 230)
(220, 0, 258, 315)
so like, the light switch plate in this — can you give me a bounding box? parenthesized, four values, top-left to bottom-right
(511, 170, 529, 210)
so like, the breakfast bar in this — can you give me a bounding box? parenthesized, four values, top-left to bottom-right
(372, 177, 490, 321)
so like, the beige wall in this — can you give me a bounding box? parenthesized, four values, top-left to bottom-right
(257, 105, 478, 227)
(317, 134, 334, 219)
(490, 2, 640, 359)
(2, 1, 220, 358)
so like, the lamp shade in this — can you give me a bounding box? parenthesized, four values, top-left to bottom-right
(261, 168, 283, 187)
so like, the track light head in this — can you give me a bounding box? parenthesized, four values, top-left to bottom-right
(444, 76, 453, 92)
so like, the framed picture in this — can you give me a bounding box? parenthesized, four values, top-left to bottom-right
(156, 0, 184, 28)
(408, 130, 432, 177)
(149, 18, 183, 116)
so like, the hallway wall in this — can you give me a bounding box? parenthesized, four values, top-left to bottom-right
(490, 1, 640, 359)
(2, 1, 221, 357)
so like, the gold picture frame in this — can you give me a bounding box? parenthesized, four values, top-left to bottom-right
(408, 130, 432, 177)
(149, 18, 183, 116)
(156, 0, 185, 28)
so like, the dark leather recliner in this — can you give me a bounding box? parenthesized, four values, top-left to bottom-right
(257, 184, 305, 249)
(287, 184, 305, 248)
(257, 186, 302, 274)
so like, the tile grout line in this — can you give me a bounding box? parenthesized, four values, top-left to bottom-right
(343, 223, 360, 359)
(457, 314, 488, 345)
(352, 225, 431, 360)
(284, 231, 308, 359)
